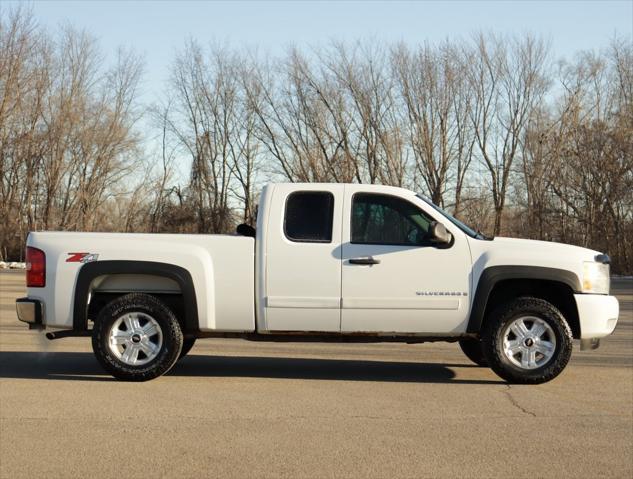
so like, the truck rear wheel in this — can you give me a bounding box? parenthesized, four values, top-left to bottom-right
(482, 297, 573, 384)
(458, 339, 488, 366)
(92, 293, 183, 381)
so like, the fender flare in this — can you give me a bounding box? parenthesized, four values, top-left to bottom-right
(466, 265, 582, 333)
(73, 260, 199, 333)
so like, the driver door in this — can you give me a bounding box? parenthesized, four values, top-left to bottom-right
(340, 186, 472, 334)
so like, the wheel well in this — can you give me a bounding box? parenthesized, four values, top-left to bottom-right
(74, 261, 199, 334)
(482, 279, 580, 338)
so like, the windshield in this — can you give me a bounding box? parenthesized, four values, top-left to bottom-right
(415, 194, 484, 239)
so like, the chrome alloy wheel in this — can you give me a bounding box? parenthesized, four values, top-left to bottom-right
(107, 312, 163, 366)
(502, 316, 557, 370)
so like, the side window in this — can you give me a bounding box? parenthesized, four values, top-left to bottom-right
(284, 191, 334, 243)
(351, 193, 433, 245)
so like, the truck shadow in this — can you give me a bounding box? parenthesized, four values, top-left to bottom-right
(0, 351, 502, 384)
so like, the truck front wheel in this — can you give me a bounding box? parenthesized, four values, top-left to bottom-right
(92, 293, 183, 381)
(482, 297, 573, 384)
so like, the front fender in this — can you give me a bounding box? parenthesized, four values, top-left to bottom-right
(466, 265, 582, 333)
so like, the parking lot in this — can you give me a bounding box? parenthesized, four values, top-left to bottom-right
(0, 270, 631, 478)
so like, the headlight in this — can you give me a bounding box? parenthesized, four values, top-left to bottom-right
(582, 261, 610, 294)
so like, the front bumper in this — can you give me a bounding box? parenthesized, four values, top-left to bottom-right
(574, 294, 619, 341)
(16, 298, 43, 326)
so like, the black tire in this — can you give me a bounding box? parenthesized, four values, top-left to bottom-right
(92, 293, 183, 381)
(459, 339, 488, 366)
(482, 297, 573, 384)
(179, 337, 196, 359)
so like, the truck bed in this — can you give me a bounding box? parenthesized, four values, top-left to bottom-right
(26, 232, 256, 332)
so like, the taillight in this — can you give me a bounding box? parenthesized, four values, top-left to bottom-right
(26, 246, 46, 287)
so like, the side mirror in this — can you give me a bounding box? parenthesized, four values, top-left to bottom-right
(429, 221, 452, 245)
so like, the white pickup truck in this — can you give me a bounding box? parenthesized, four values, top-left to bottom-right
(16, 183, 619, 383)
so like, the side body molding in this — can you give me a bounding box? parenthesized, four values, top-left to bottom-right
(73, 261, 199, 332)
(466, 265, 582, 333)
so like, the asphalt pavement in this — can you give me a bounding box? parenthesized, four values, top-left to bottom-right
(0, 271, 631, 478)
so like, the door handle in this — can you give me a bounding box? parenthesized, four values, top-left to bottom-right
(349, 257, 381, 265)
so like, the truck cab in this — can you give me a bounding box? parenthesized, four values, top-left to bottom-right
(16, 183, 620, 383)
(257, 183, 472, 334)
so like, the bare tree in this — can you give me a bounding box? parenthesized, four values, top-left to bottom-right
(167, 41, 265, 231)
(0, 8, 144, 260)
(327, 42, 407, 186)
(246, 48, 351, 183)
(168, 41, 235, 232)
(232, 61, 262, 224)
(466, 33, 550, 235)
(392, 41, 474, 209)
(549, 42, 633, 270)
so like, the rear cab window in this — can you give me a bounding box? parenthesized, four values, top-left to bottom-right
(284, 191, 334, 243)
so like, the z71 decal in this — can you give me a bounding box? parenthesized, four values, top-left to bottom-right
(66, 252, 99, 263)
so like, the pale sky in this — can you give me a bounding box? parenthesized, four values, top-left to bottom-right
(9, 0, 633, 106)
